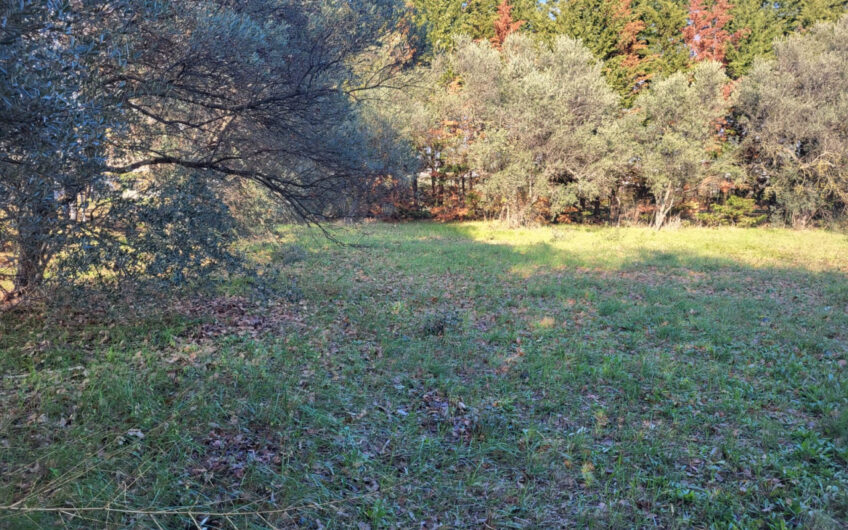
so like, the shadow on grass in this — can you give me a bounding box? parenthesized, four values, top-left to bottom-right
(1, 221, 847, 528)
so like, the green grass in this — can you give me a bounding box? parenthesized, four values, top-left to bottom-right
(2, 222, 848, 528)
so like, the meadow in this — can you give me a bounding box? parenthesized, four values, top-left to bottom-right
(1, 222, 847, 528)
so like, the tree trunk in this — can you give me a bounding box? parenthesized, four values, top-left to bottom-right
(411, 174, 418, 208)
(653, 185, 675, 230)
(8, 239, 47, 302)
(610, 188, 622, 226)
(430, 170, 437, 205)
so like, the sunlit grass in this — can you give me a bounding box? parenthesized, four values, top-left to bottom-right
(2, 222, 847, 528)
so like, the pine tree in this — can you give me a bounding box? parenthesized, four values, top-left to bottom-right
(409, 0, 465, 52)
(410, 0, 548, 53)
(796, 0, 848, 27)
(724, 0, 785, 77)
(606, 0, 659, 103)
(634, 0, 692, 80)
(722, 0, 845, 77)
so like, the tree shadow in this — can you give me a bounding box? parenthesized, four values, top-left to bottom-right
(2, 221, 847, 527)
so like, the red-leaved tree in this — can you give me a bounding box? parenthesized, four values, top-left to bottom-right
(614, 0, 657, 94)
(491, 0, 524, 50)
(683, 0, 747, 63)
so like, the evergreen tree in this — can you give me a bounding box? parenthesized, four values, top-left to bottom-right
(724, 0, 786, 77)
(492, 0, 525, 49)
(637, 0, 692, 78)
(723, 0, 845, 77)
(552, 0, 658, 103)
(796, 0, 848, 27)
(410, 0, 549, 53)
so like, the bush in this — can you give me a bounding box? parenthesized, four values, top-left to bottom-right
(697, 196, 767, 227)
(737, 15, 848, 227)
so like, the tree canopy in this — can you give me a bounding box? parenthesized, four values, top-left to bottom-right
(2, 0, 848, 302)
(1, 0, 413, 301)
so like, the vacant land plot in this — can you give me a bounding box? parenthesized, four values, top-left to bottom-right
(2, 223, 847, 528)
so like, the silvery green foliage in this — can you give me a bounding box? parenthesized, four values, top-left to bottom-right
(450, 34, 619, 225)
(1, 1, 243, 300)
(1, 1, 117, 297)
(623, 61, 732, 229)
(108, 0, 412, 221)
(737, 15, 848, 227)
(1, 0, 409, 301)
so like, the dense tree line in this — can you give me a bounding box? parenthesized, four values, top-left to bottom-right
(410, 0, 848, 98)
(1, 0, 846, 302)
(387, 2, 848, 227)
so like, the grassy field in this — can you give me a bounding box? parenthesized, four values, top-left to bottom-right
(1, 222, 847, 528)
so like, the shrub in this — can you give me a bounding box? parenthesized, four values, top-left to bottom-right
(697, 196, 767, 226)
(736, 15, 848, 227)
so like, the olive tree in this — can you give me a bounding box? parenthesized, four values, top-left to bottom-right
(1, 0, 412, 302)
(736, 15, 848, 227)
(623, 61, 732, 229)
(107, 0, 413, 219)
(450, 34, 619, 225)
(0, 1, 143, 300)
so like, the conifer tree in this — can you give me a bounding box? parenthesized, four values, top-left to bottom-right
(683, 0, 747, 63)
(796, 0, 848, 27)
(410, 0, 548, 53)
(633, 0, 692, 80)
(553, 0, 657, 103)
(491, 0, 525, 49)
(723, 0, 785, 77)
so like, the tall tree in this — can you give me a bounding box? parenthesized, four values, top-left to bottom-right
(722, 0, 845, 77)
(491, 0, 525, 49)
(736, 15, 848, 226)
(796, 0, 848, 27)
(635, 0, 692, 80)
(410, 0, 549, 53)
(723, 0, 786, 77)
(622, 61, 733, 228)
(683, 0, 746, 63)
(552, 0, 658, 102)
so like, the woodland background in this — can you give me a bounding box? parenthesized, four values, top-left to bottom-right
(2, 0, 848, 301)
(3, 3, 848, 527)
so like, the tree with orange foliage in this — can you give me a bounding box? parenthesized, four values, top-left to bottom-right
(491, 0, 524, 49)
(553, 0, 658, 104)
(683, 0, 747, 63)
(605, 0, 659, 103)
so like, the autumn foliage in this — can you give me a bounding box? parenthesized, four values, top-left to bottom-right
(491, 0, 524, 49)
(683, 0, 748, 63)
(612, 0, 657, 94)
